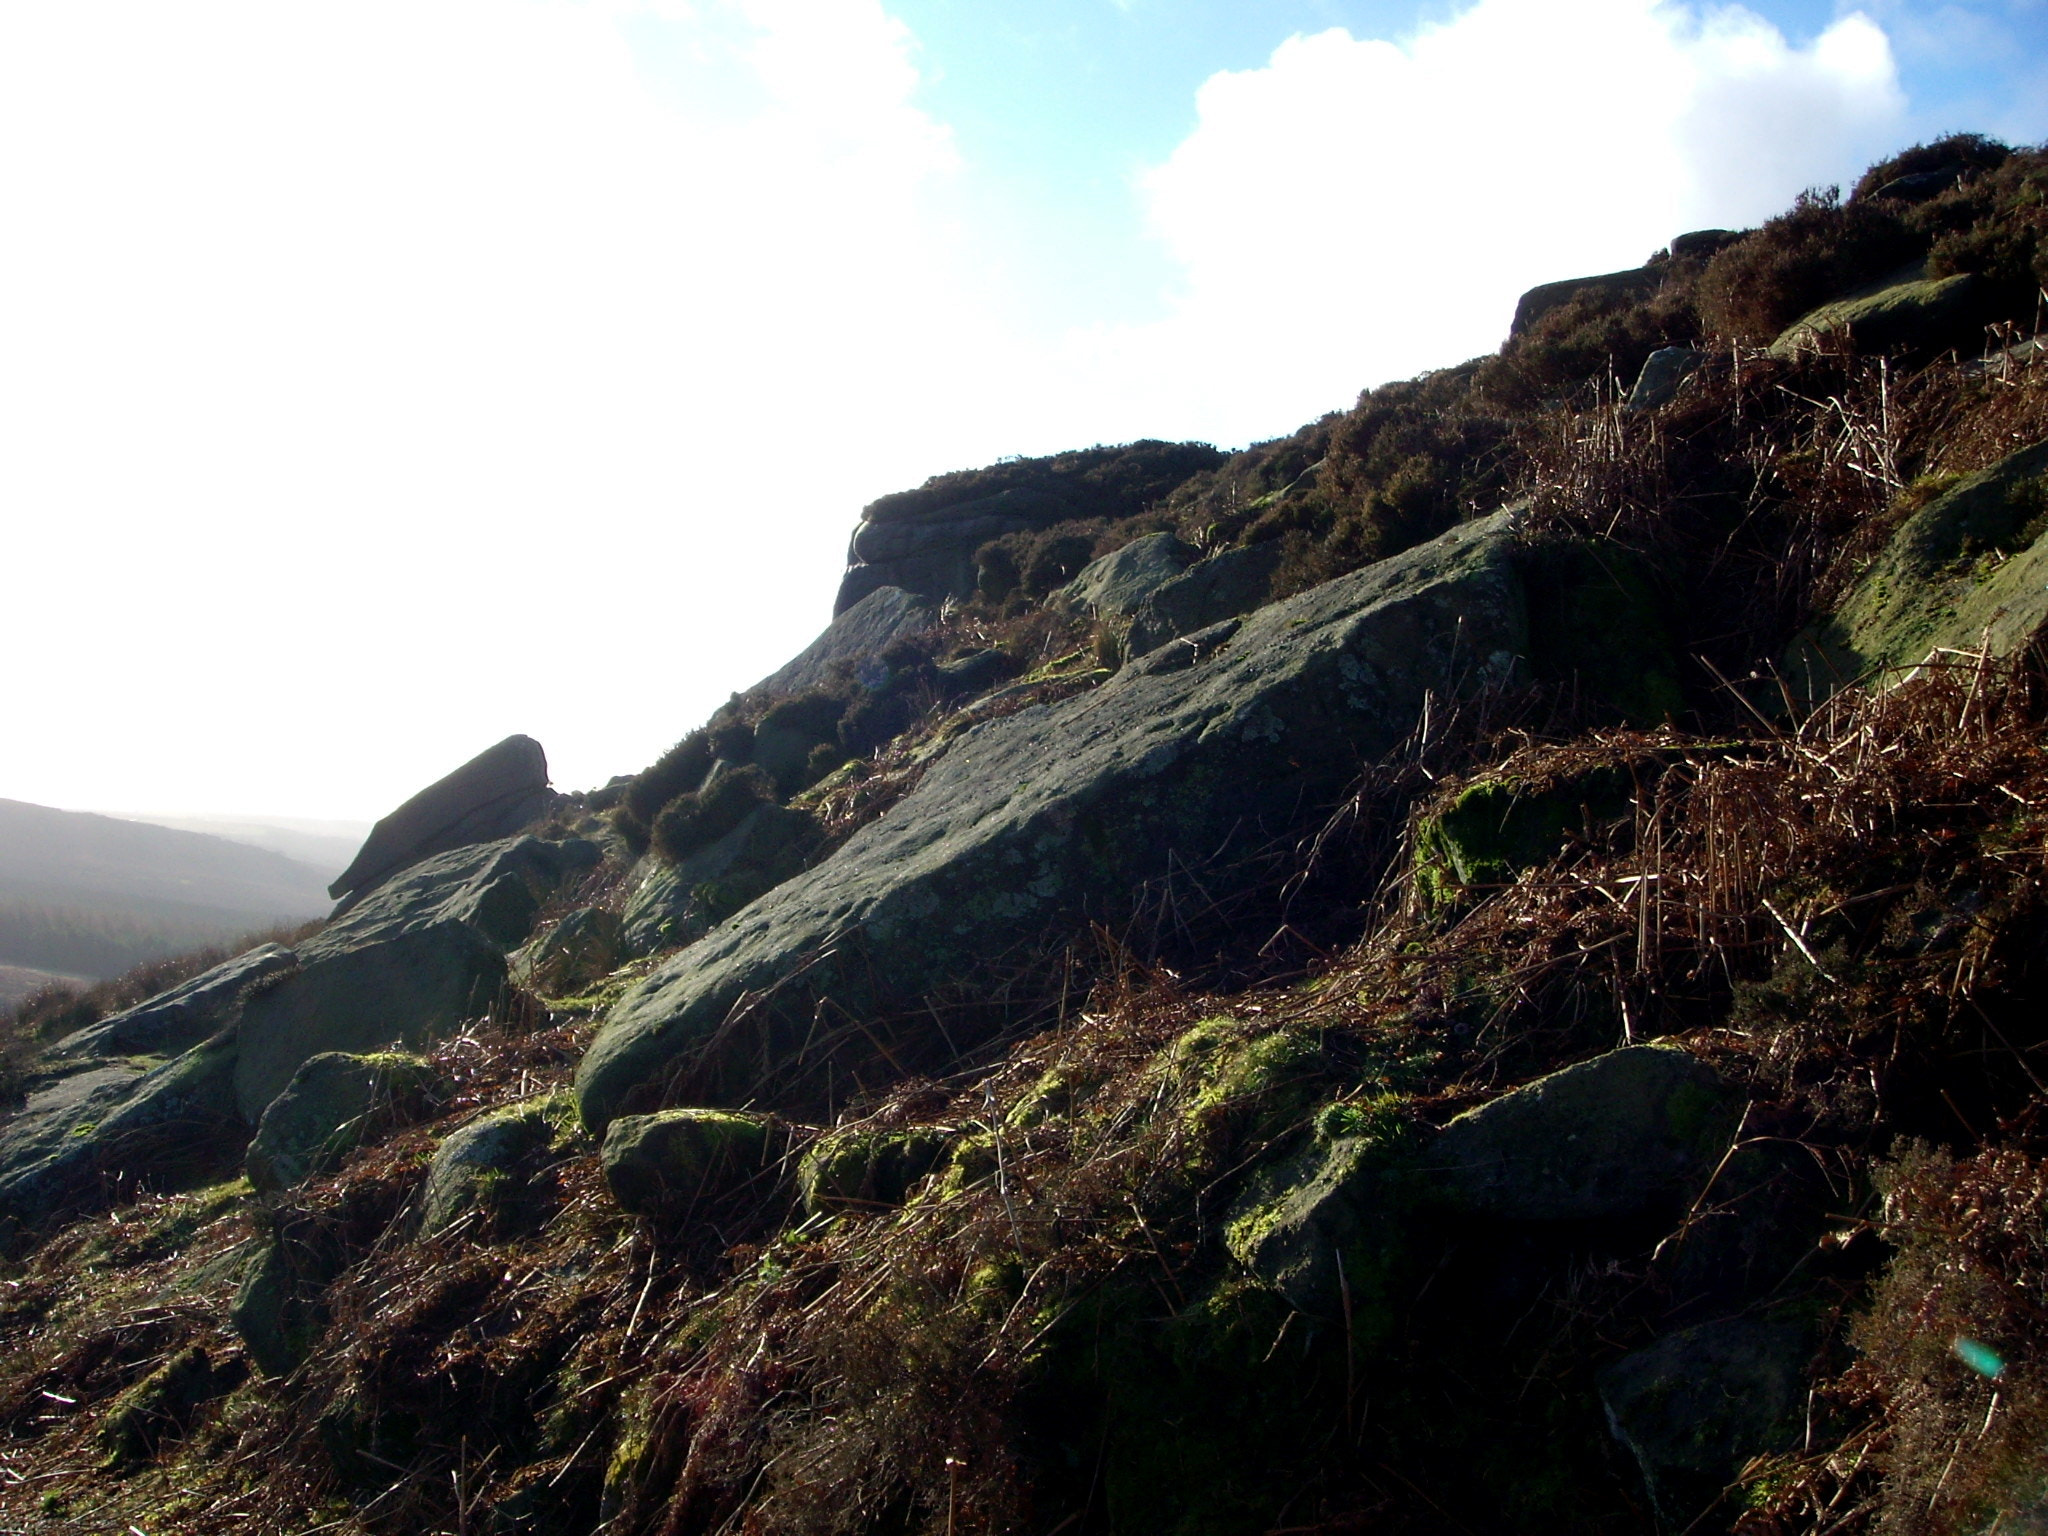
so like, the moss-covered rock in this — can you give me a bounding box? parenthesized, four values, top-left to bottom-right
(512, 906, 627, 998)
(600, 1108, 774, 1217)
(232, 1239, 323, 1379)
(244, 1050, 437, 1193)
(1767, 271, 1985, 360)
(1789, 435, 2048, 699)
(95, 1345, 225, 1466)
(1414, 765, 1633, 906)
(797, 1124, 953, 1214)
(419, 1095, 575, 1236)
(1224, 1101, 1418, 1323)
(1429, 1044, 1741, 1222)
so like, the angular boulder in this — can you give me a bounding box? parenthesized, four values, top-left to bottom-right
(1787, 436, 2048, 700)
(328, 734, 555, 906)
(235, 837, 592, 1122)
(244, 1051, 437, 1193)
(577, 509, 1528, 1131)
(1125, 542, 1284, 658)
(600, 1108, 775, 1217)
(51, 943, 299, 1060)
(1625, 346, 1706, 412)
(1430, 1045, 1741, 1222)
(1053, 531, 1201, 619)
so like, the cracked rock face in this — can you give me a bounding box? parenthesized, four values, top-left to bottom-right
(577, 509, 1530, 1132)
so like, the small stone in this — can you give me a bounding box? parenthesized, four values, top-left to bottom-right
(601, 1109, 774, 1217)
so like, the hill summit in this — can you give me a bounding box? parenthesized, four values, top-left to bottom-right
(4, 133, 2048, 1536)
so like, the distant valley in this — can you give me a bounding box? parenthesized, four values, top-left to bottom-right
(0, 799, 346, 981)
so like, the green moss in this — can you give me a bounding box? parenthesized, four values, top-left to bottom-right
(797, 1125, 953, 1214)
(97, 1346, 219, 1466)
(1415, 766, 1633, 907)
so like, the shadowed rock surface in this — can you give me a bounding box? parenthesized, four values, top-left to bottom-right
(51, 942, 298, 1060)
(749, 586, 935, 698)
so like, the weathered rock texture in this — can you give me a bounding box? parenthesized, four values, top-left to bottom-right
(835, 487, 1073, 614)
(1125, 541, 1284, 657)
(1788, 436, 2048, 699)
(1768, 271, 1986, 361)
(577, 509, 1529, 1130)
(599, 1108, 774, 1217)
(245, 1051, 437, 1193)
(328, 735, 555, 905)
(749, 586, 935, 698)
(238, 837, 593, 1121)
(1052, 532, 1200, 619)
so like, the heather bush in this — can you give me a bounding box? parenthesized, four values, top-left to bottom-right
(1852, 132, 2012, 202)
(651, 764, 775, 864)
(1696, 187, 1924, 343)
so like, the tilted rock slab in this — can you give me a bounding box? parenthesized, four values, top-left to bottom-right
(577, 509, 1527, 1132)
(328, 734, 556, 905)
(50, 942, 298, 1060)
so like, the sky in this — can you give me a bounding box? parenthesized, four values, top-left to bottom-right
(1, 0, 2042, 826)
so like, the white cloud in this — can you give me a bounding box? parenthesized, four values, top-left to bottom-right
(0, 0, 1004, 819)
(1065, 0, 1909, 446)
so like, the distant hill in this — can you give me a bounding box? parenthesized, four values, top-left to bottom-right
(0, 799, 335, 979)
(100, 812, 369, 883)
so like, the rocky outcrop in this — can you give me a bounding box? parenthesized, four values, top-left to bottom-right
(1052, 532, 1200, 619)
(1124, 540, 1284, 657)
(748, 586, 936, 698)
(834, 487, 1074, 613)
(236, 836, 596, 1121)
(619, 804, 817, 957)
(328, 735, 556, 906)
(51, 942, 297, 1059)
(1788, 436, 2048, 699)
(1626, 346, 1706, 412)
(1511, 266, 1663, 337)
(577, 509, 1529, 1130)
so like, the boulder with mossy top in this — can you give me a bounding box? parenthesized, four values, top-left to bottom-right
(244, 1051, 438, 1193)
(1053, 531, 1202, 619)
(1768, 271, 1986, 361)
(1429, 1045, 1742, 1222)
(328, 734, 558, 907)
(1787, 435, 2048, 701)
(579, 511, 1530, 1131)
(600, 1108, 775, 1217)
(95, 1345, 226, 1466)
(798, 1124, 953, 1214)
(1415, 763, 1634, 906)
(1599, 1314, 1813, 1522)
(51, 942, 298, 1060)
(1225, 1106, 1417, 1322)
(234, 835, 596, 1123)
(419, 1096, 574, 1237)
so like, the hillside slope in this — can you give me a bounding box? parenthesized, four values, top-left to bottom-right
(0, 133, 2046, 1536)
(0, 799, 336, 978)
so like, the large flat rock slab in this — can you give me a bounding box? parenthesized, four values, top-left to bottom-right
(577, 510, 1528, 1131)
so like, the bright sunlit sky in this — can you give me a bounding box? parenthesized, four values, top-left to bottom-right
(3, 0, 2043, 825)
